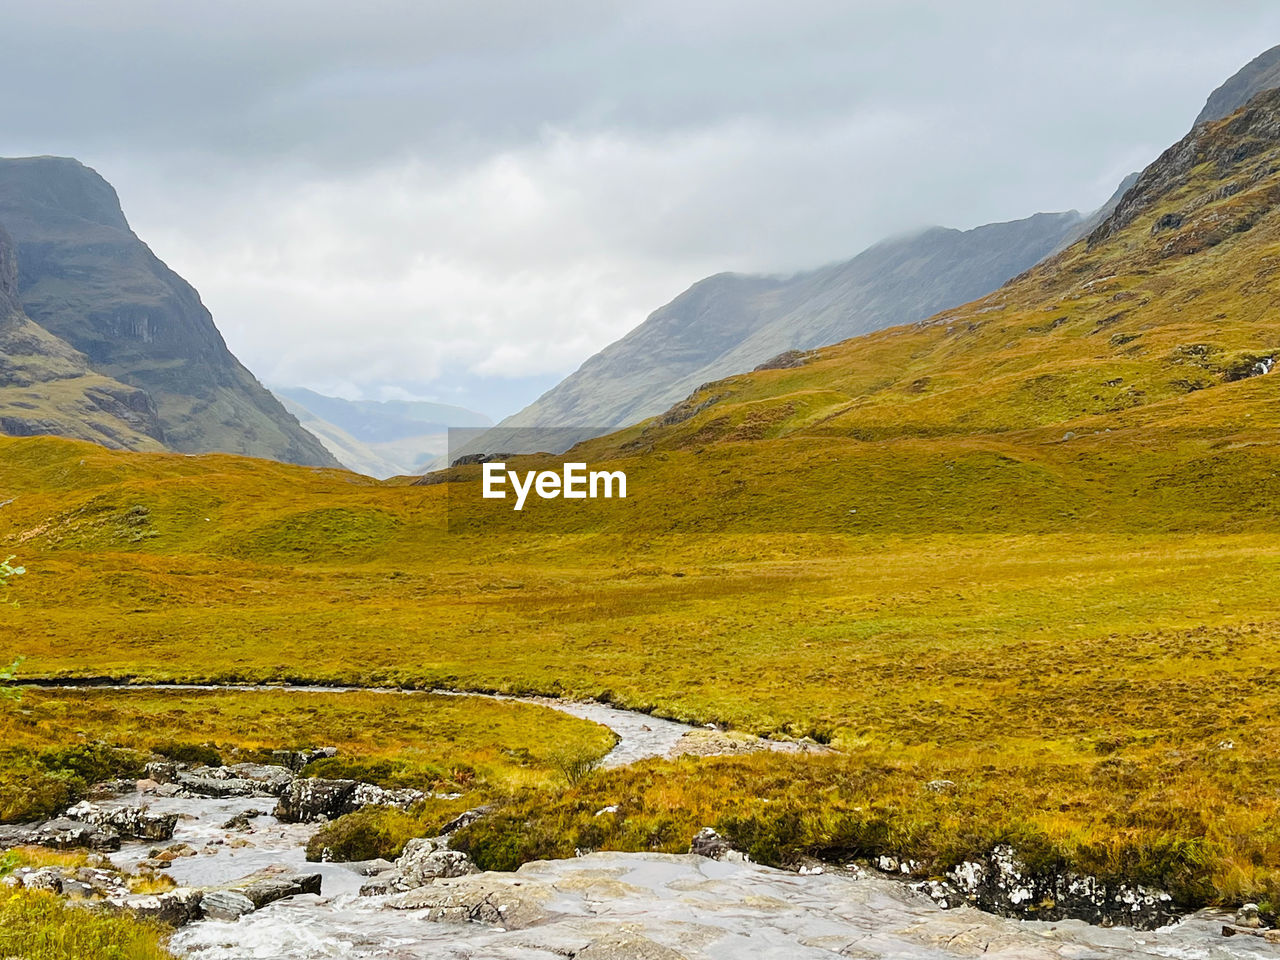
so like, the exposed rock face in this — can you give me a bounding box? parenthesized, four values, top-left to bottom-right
(1197, 44, 1280, 126)
(0, 223, 165, 449)
(0, 155, 338, 467)
(274, 777, 424, 822)
(916, 844, 1178, 930)
(461, 211, 1084, 457)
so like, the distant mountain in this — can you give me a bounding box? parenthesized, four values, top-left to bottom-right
(0, 223, 165, 451)
(1196, 43, 1280, 125)
(475, 210, 1084, 453)
(0, 156, 338, 468)
(273, 387, 492, 477)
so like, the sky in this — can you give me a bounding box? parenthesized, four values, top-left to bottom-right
(4, 1, 1280, 419)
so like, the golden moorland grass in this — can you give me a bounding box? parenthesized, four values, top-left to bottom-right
(2, 94, 1280, 920)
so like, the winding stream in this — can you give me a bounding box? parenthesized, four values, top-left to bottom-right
(34, 683, 1280, 958)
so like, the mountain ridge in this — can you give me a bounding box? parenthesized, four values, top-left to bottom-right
(0, 156, 339, 468)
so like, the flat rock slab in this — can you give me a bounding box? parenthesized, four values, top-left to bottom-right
(391, 875, 556, 930)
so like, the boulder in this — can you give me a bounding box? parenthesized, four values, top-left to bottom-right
(105, 888, 204, 927)
(0, 818, 120, 851)
(391, 838, 477, 890)
(274, 777, 423, 822)
(65, 801, 178, 841)
(203, 867, 322, 919)
(175, 763, 292, 798)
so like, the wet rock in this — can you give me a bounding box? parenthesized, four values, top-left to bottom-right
(200, 869, 320, 920)
(353, 857, 395, 876)
(576, 935, 689, 960)
(274, 777, 424, 822)
(221, 808, 265, 831)
(390, 875, 554, 930)
(201, 889, 256, 920)
(143, 761, 182, 783)
(135, 778, 161, 794)
(358, 870, 399, 896)
(688, 827, 746, 862)
(1237, 902, 1262, 928)
(65, 801, 178, 841)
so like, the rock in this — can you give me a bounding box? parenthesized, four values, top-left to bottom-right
(105, 888, 203, 927)
(688, 827, 746, 862)
(135, 778, 161, 794)
(1237, 902, 1262, 928)
(271, 747, 338, 772)
(944, 844, 1178, 929)
(0, 818, 120, 852)
(390, 838, 477, 890)
(353, 857, 395, 876)
(390, 875, 554, 930)
(201, 889, 256, 921)
(20, 867, 63, 892)
(175, 763, 292, 798)
(202, 867, 322, 919)
(576, 935, 689, 960)
(274, 777, 424, 823)
(221, 809, 265, 830)
(65, 801, 178, 841)
(440, 806, 490, 835)
(274, 778, 358, 822)
(925, 779, 956, 793)
(359, 870, 399, 896)
(143, 760, 181, 782)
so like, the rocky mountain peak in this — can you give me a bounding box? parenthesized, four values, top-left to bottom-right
(0, 156, 130, 232)
(1196, 43, 1280, 126)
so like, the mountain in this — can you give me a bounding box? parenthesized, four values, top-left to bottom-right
(472, 210, 1084, 457)
(573, 85, 1280, 477)
(274, 387, 492, 477)
(0, 156, 338, 468)
(1196, 43, 1280, 125)
(0, 223, 165, 451)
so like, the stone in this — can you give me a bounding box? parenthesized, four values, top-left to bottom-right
(105, 888, 204, 927)
(925, 779, 956, 793)
(688, 827, 745, 862)
(0, 818, 120, 851)
(274, 777, 424, 822)
(201, 889, 256, 921)
(65, 801, 178, 841)
(1237, 902, 1262, 928)
(440, 806, 490, 835)
(390, 838, 477, 891)
(390, 875, 554, 930)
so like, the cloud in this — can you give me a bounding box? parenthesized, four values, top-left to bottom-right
(4, 1, 1280, 416)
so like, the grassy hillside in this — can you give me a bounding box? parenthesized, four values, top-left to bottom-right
(3, 93, 1280, 913)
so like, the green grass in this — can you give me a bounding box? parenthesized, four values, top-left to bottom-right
(0, 889, 173, 960)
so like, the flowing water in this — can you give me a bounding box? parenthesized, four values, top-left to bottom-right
(39, 684, 1278, 958)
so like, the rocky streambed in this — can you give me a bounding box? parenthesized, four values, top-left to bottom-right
(5, 686, 1279, 958)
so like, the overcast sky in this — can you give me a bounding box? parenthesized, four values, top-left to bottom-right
(4, 2, 1280, 418)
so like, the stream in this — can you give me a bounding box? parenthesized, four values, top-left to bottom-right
(33, 683, 1280, 958)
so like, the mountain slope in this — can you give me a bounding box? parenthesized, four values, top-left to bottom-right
(480, 211, 1082, 450)
(1196, 43, 1280, 125)
(0, 156, 338, 468)
(581, 87, 1280, 467)
(0, 224, 164, 451)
